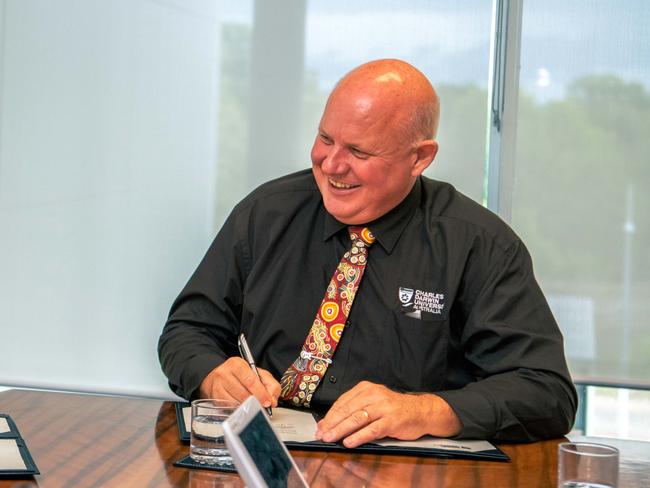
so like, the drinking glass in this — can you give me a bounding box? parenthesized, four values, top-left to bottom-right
(558, 442, 619, 488)
(191, 399, 239, 465)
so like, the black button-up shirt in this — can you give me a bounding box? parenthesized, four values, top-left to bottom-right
(158, 170, 577, 441)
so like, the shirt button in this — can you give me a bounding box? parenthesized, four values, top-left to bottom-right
(345, 319, 351, 327)
(329, 375, 337, 383)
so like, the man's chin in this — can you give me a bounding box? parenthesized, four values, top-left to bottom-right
(323, 202, 366, 225)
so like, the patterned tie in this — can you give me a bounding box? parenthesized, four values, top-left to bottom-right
(280, 226, 375, 407)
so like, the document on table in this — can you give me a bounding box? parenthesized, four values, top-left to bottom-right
(182, 406, 318, 443)
(263, 408, 496, 453)
(267, 407, 318, 442)
(0, 414, 41, 475)
(0, 439, 26, 470)
(375, 437, 497, 453)
(178, 404, 504, 459)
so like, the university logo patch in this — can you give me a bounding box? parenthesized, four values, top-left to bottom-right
(398, 287, 414, 305)
(398, 287, 446, 315)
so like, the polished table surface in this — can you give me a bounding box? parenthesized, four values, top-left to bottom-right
(1, 389, 648, 487)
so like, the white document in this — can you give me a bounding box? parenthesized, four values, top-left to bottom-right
(269, 407, 318, 443)
(0, 418, 10, 434)
(183, 406, 317, 443)
(0, 439, 26, 470)
(375, 436, 496, 453)
(182, 407, 191, 434)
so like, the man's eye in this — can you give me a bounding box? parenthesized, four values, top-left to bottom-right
(351, 147, 370, 159)
(319, 134, 333, 144)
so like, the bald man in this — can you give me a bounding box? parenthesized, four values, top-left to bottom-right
(158, 59, 577, 444)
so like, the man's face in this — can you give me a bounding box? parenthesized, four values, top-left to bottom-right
(311, 89, 420, 225)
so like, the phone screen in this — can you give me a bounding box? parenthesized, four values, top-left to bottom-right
(239, 411, 299, 488)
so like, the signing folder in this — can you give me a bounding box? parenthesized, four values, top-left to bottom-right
(175, 402, 508, 461)
(0, 414, 40, 477)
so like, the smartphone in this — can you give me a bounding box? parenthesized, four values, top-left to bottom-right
(223, 396, 310, 488)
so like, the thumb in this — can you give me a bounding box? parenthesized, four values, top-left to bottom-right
(258, 368, 281, 407)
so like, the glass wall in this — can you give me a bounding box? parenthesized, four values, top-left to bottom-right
(513, 0, 650, 387)
(512, 0, 650, 440)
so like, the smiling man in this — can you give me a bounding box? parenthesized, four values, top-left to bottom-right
(311, 62, 437, 226)
(159, 59, 577, 444)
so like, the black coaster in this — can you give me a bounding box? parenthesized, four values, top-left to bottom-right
(173, 455, 237, 473)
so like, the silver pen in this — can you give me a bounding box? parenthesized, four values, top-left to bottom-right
(237, 333, 273, 417)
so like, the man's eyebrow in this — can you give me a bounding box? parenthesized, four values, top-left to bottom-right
(349, 144, 373, 156)
(349, 144, 367, 152)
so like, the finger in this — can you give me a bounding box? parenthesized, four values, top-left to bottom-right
(342, 417, 389, 448)
(206, 358, 274, 407)
(258, 369, 281, 407)
(214, 367, 258, 403)
(201, 370, 242, 403)
(320, 408, 374, 443)
(229, 361, 275, 408)
(207, 382, 240, 403)
(316, 400, 355, 435)
(317, 387, 364, 430)
(317, 383, 379, 433)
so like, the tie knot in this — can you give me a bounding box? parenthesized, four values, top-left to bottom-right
(348, 226, 375, 247)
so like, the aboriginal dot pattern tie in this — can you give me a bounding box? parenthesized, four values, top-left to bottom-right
(279, 226, 375, 407)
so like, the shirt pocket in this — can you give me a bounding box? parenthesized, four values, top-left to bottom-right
(378, 307, 449, 393)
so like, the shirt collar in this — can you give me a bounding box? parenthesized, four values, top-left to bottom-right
(321, 178, 422, 254)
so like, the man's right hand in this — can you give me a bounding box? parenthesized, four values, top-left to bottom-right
(198, 357, 280, 409)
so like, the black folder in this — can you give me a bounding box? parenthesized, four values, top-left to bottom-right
(174, 402, 508, 462)
(0, 414, 40, 477)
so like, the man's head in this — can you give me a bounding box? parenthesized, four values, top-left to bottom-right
(312, 59, 440, 225)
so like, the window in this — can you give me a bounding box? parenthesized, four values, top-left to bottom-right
(512, 0, 650, 439)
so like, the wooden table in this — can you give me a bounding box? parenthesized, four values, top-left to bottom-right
(1, 389, 648, 487)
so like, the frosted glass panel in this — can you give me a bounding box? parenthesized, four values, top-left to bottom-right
(0, 0, 223, 397)
(513, 1, 650, 386)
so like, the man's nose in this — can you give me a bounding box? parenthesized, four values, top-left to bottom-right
(321, 147, 348, 174)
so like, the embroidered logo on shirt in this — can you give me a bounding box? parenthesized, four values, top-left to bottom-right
(398, 287, 414, 305)
(399, 287, 445, 316)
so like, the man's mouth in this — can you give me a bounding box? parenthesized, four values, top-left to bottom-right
(329, 179, 360, 190)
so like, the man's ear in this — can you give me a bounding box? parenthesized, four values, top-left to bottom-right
(411, 139, 438, 177)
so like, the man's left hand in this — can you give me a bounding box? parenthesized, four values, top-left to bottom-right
(314, 381, 462, 448)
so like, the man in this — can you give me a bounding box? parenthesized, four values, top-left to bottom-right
(158, 59, 577, 446)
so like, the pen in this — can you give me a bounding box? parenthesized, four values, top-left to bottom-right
(237, 333, 273, 417)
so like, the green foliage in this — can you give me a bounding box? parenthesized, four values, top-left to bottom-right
(430, 84, 488, 204)
(513, 75, 650, 375)
(514, 75, 650, 284)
